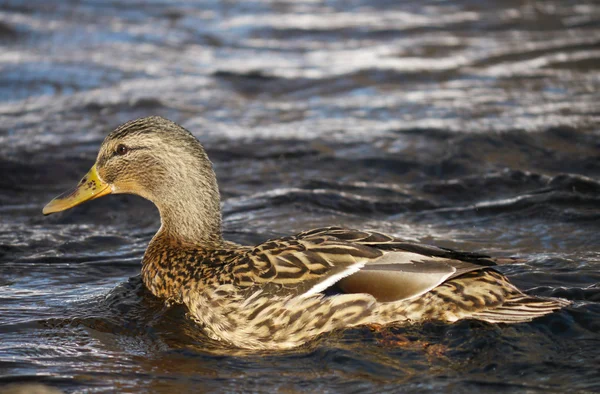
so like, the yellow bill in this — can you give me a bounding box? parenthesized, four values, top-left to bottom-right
(43, 165, 111, 215)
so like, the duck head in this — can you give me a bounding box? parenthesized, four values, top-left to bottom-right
(43, 116, 222, 243)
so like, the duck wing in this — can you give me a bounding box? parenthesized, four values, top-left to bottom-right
(235, 227, 503, 302)
(296, 226, 505, 265)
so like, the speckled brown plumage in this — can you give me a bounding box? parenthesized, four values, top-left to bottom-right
(44, 116, 570, 350)
(141, 225, 569, 349)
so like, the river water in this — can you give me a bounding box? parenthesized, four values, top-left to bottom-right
(0, 1, 599, 393)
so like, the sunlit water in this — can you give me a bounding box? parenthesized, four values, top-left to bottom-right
(0, 1, 599, 392)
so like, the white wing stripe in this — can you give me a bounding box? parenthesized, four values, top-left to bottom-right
(299, 261, 366, 298)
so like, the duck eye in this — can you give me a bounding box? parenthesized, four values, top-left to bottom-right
(116, 144, 129, 156)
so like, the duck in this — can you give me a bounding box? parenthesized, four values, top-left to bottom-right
(43, 116, 570, 350)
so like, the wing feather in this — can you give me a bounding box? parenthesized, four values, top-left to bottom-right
(236, 227, 501, 301)
(297, 226, 503, 265)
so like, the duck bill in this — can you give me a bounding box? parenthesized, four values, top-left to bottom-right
(43, 165, 111, 215)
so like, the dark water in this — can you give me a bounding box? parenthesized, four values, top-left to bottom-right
(1, 0, 599, 392)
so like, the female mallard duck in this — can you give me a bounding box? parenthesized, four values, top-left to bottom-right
(43, 116, 569, 350)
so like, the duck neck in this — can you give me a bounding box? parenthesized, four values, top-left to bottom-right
(152, 172, 223, 246)
(157, 200, 222, 246)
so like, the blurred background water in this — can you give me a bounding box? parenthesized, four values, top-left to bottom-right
(0, 0, 599, 393)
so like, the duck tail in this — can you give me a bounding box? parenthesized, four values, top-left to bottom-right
(469, 295, 570, 323)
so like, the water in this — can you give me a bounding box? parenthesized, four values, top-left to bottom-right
(0, 0, 599, 392)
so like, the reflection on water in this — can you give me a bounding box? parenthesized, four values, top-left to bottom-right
(0, 0, 599, 392)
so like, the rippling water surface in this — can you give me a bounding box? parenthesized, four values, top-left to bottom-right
(1, 1, 599, 392)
